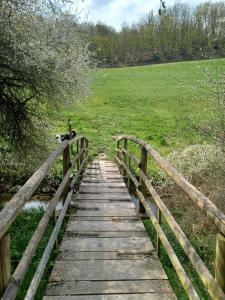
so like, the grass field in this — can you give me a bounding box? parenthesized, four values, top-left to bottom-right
(53, 58, 225, 159)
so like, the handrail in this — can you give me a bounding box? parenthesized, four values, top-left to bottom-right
(0, 133, 89, 299)
(0, 135, 85, 241)
(115, 135, 225, 300)
(116, 135, 225, 236)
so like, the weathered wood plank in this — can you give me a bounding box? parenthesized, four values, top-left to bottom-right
(44, 293, 176, 300)
(77, 194, 131, 200)
(44, 295, 176, 300)
(79, 186, 129, 194)
(83, 174, 123, 179)
(80, 182, 126, 187)
(67, 220, 146, 232)
(59, 237, 154, 252)
(56, 250, 155, 261)
(75, 209, 137, 217)
(48, 260, 168, 281)
(72, 216, 140, 221)
(75, 200, 132, 204)
(46, 279, 173, 296)
(82, 178, 123, 183)
(64, 231, 148, 238)
(75, 202, 136, 210)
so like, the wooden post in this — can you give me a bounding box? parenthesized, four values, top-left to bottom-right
(63, 145, 70, 202)
(80, 137, 85, 165)
(156, 209, 161, 257)
(0, 234, 11, 297)
(215, 232, 225, 292)
(68, 119, 73, 156)
(128, 156, 131, 191)
(139, 146, 147, 214)
(122, 139, 128, 178)
(77, 140, 80, 171)
(85, 139, 89, 159)
(76, 140, 80, 188)
(79, 138, 85, 183)
(68, 119, 72, 139)
(117, 140, 120, 151)
(117, 140, 121, 173)
(50, 210, 58, 250)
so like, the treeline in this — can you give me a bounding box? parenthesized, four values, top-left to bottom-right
(84, 2, 225, 66)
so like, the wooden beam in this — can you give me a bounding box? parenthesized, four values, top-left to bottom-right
(122, 139, 128, 178)
(139, 147, 147, 214)
(63, 144, 71, 202)
(216, 233, 225, 293)
(0, 234, 11, 297)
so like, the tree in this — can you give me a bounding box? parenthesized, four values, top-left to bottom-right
(0, 0, 92, 151)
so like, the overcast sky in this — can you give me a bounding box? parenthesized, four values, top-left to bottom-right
(74, 0, 221, 30)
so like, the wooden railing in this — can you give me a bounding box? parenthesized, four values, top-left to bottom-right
(115, 135, 225, 300)
(0, 135, 89, 300)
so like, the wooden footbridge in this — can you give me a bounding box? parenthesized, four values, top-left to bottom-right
(0, 134, 225, 300)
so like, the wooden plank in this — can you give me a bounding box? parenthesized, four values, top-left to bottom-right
(82, 178, 123, 183)
(83, 174, 122, 178)
(44, 295, 176, 300)
(59, 237, 154, 252)
(75, 202, 136, 210)
(64, 231, 148, 238)
(71, 216, 140, 221)
(48, 260, 168, 281)
(77, 194, 131, 200)
(56, 250, 155, 261)
(75, 209, 137, 217)
(85, 167, 118, 171)
(75, 200, 132, 204)
(67, 220, 146, 232)
(79, 186, 129, 194)
(46, 279, 173, 296)
(80, 182, 126, 187)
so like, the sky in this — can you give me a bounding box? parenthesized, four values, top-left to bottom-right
(73, 0, 221, 30)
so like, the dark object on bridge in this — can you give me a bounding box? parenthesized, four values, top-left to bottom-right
(162, 1, 166, 9)
(55, 130, 77, 142)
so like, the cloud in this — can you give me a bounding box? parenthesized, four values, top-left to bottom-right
(75, 0, 221, 30)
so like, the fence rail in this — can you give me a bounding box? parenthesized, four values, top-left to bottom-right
(0, 134, 89, 299)
(115, 135, 225, 300)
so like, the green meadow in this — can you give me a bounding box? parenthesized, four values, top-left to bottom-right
(53, 58, 225, 158)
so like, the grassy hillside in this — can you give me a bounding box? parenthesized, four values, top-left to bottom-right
(53, 58, 225, 158)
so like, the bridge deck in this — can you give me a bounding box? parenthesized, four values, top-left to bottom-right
(44, 160, 176, 299)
